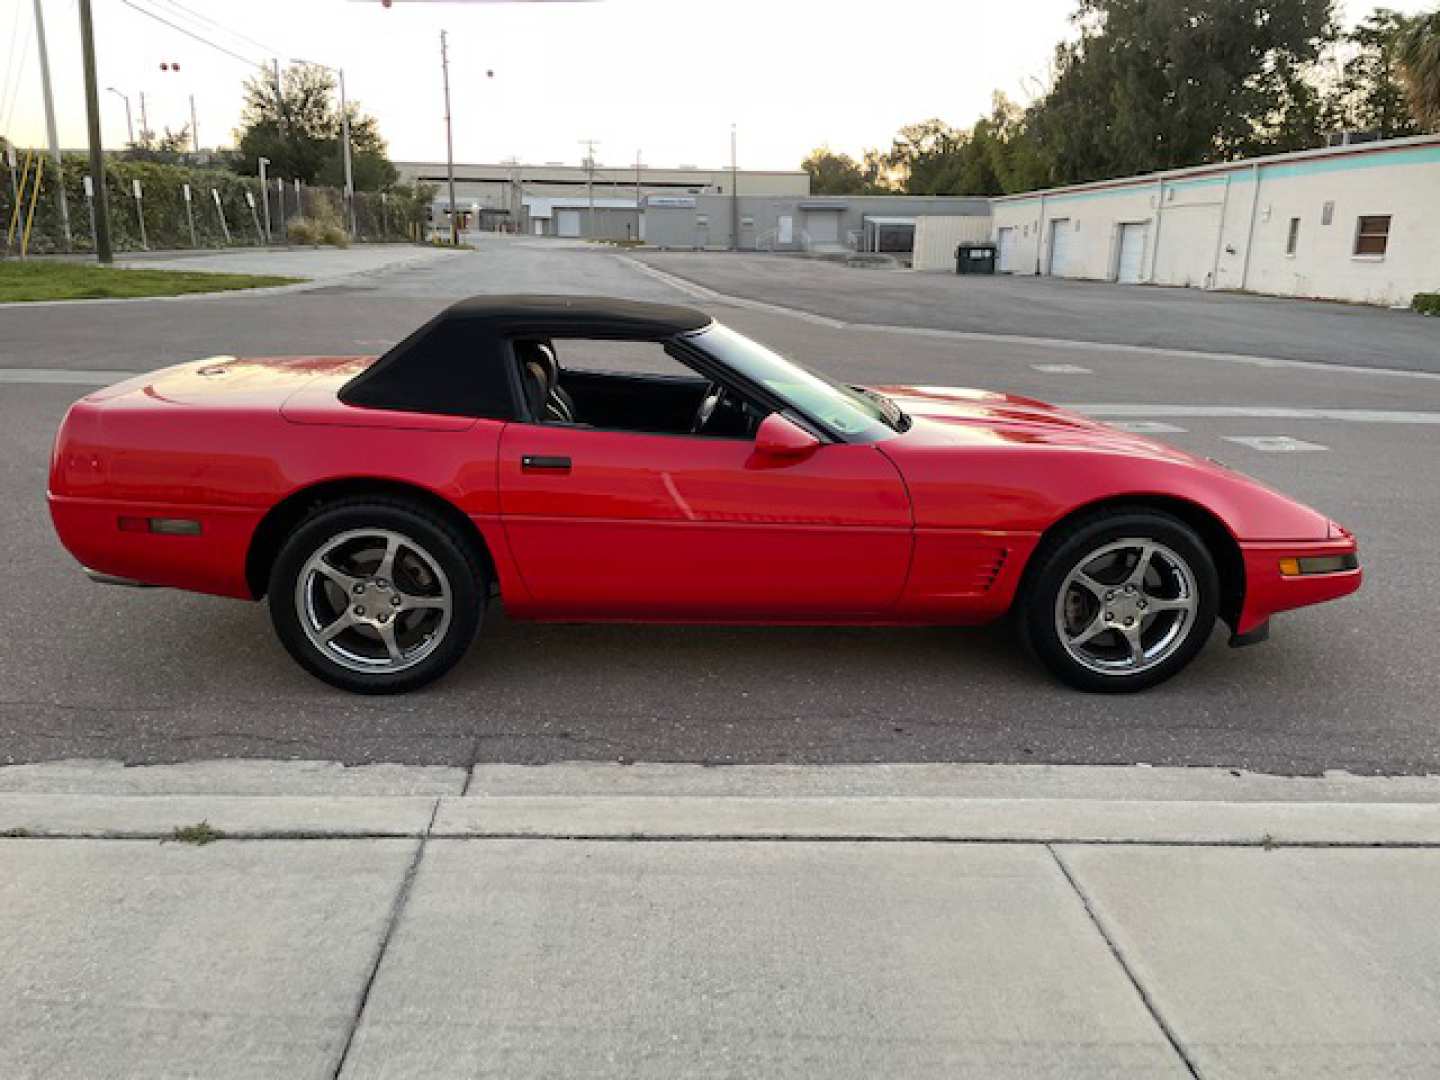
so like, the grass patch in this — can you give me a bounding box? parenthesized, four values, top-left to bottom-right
(0, 261, 302, 302)
(171, 821, 224, 846)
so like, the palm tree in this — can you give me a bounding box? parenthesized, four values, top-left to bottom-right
(1396, 9, 1440, 130)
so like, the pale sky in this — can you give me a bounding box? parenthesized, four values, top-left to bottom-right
(0, 0, 1430, 173)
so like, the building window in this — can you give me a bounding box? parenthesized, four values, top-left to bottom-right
(1353, 215, 1391, 257)
(1286, 217, 1300, 256)
(1321, 201, 1334, 226)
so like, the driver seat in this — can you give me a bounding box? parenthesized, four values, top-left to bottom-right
(516, 341, 577, 423)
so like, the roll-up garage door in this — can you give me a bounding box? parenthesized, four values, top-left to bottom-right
(1117, 223, 1147, 284)
(1048, 219, 1079, 277)
(806, 210, 840, 245)
(556, 210, 581, 238)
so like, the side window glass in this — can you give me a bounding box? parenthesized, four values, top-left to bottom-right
(512, 337, 766, 439)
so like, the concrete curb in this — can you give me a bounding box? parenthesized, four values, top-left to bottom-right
(5, 761, 1440, 845)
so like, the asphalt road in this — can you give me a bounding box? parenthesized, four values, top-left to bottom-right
(2, 236, 1438, 773)
(633, 249, 1440, 373)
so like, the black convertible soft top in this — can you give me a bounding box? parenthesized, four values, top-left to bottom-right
(339, 294, 712, 419)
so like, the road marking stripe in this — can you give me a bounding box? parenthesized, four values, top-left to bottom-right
(1223, 435, 1329, 453)
(0, 368, 135, 385)
(1067, 404, 1440, 424)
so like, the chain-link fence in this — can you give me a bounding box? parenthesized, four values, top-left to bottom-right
(2, 152, 432, 256)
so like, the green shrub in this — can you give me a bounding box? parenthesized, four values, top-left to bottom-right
(287, 217, 320, 245)
(1413, 292, 1440, 316)
(320, 222, 350, 248)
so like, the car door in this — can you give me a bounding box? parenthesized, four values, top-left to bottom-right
(497, 422, 913, 620)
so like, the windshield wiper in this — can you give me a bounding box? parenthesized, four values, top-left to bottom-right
(857, 387, 910, 432)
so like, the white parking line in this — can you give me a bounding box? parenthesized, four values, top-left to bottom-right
(1110, 421, 1188, 434)
(0, 368, 135, 385)
(1067, 404, 1440, 425)
(1223, 435, 1330, 452)
(1031, 363, 1093, 374)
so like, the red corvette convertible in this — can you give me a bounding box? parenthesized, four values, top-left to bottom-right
(49, 295, 1360, 694)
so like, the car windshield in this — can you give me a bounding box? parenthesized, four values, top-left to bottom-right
(689, 322, 903, 440)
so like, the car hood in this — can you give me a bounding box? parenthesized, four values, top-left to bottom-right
(872, 383, 1197, 462)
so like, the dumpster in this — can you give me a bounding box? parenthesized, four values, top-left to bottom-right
(955, 242, 998, 274)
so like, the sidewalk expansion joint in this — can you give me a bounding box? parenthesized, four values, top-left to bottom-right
(1047, 844, 1203, 1080)
(328, 797, 439, 1080)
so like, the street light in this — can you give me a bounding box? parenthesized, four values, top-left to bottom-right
(291, 58, 355, 237)
(106, 87, 134, 146)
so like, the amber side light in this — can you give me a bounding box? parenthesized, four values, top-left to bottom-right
(1280, 554, 1358, 577)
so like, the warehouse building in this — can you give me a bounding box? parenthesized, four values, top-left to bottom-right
(393, 159, 810, 238)
(644, 194, 991, 254)
(990, 134, 1440, 306)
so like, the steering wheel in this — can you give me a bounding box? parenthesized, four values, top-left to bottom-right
(691, 382, 725, 434)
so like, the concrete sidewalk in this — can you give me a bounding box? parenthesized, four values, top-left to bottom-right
(3, 762, 1439, 1079)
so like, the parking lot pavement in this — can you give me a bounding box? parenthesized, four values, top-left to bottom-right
(629, 248, 1440, 374)
(2, 237, 1438, 773)
(111, 243, 465, 284)
(5, 761, 1440, 1080)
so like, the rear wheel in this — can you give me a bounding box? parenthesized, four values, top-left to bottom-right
(268, 499, 486, 694)
(1020, 509, 1218, 692)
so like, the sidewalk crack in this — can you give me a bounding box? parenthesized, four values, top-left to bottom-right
(329, 796, 439, 1079)
(1047, 844, 1202, 1079)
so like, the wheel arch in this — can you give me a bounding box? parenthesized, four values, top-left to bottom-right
(245, 477, 497, 600)
(1016, 494, 1246, 629)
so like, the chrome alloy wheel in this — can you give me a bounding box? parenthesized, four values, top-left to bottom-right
(1054, 538, 1200, 676)
(295, 528, 453, 675)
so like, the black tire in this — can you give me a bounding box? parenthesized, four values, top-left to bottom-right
(267, 497, 487, 694)
(1018, 507, 1219, 693)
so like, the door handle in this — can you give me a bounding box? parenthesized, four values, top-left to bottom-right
(521, 455, 572, 473)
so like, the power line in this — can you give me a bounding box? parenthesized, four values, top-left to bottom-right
(0, 3, 24, 131)
(117, 0, 268, 70)
(1, 19, 34, 140)
(150, 0, 284, 60)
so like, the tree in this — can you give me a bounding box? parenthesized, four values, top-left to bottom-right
(234, 64, 397, 189)
(801, 147, 889, 194)
(1330, 10, 1422, 138)
(1026, 0, 1339, 184)
(1396, 8, 1440, 130)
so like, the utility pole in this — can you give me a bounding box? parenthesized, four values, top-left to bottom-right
(190, 95, 199, 152)
(579, 138, 599, 239)
(78, 0, 111, 263)
(33, 0, 72, 249)
(440, 30, 458, 245)
(729, 123, 739, 251)
(139, 92, 150, 143)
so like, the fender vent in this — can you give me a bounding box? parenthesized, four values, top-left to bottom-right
(977, 548, 1009, 592)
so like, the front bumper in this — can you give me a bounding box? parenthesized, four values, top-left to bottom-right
(1233, 533, 1362, 636)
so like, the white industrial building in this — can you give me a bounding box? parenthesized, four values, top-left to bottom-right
(991, 134, 1440, 306)
(394, 159, 810, 240)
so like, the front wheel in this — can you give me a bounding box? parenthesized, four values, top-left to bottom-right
(268, 499, 486, 694)
(1020, 509, 1219, 692)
